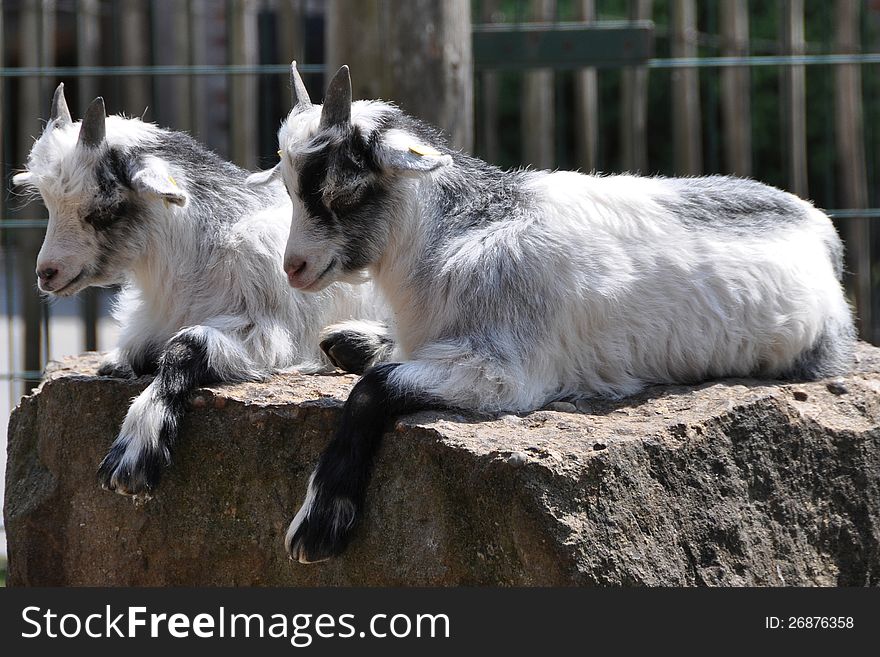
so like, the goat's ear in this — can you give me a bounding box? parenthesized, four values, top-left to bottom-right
(12, 171, 34, 187)
(377, 130, 452, 176)
(246, 163, 281, 187)
(130, 156, 188, 207)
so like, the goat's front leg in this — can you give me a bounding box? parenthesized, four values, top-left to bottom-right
(97, 326, 256, 496)
(285, 362, 427, 563)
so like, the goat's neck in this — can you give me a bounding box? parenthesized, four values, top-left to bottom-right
(129, 204, 206, 308)
(370, 178, 439, 354)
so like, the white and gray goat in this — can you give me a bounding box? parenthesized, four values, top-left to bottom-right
(257, 64, 856, 563)
(14, 83, 388, 497)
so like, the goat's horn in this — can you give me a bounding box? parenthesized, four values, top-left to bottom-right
(78, 96, 106, 148)
(320, 65, 351, 129)
(50, 82, 72, 128)
(291, 61, 313, 110)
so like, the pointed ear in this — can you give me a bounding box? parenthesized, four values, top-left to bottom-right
(246, 163, 281, 187)
(130, 156, 188, 207)
(377, 130, 452, 176)
(12, 171, 35, 187)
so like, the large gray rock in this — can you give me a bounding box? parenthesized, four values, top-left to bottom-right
(5, 347, 880, 586)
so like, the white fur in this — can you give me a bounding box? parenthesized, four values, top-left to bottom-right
(278, 100, 854, 414)
(18, 109, 388, 494)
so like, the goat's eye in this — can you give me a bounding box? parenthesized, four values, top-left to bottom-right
(83, 206, 120, 231)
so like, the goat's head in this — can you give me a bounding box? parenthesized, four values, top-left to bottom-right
(249, 63, 452, 292)
(13, 84, 189, 296)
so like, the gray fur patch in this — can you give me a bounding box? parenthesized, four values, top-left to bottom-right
(656, 176, 812, 235)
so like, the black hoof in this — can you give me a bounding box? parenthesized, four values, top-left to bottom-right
(97, 440, 168, 496)
(320, 330, 384, 374)
(97, 361, 135, 378)
(285, 495, 358, 564)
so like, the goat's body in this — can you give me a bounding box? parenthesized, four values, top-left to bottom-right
(380, 166, 854, 412)
(274, 68, 855, 562)
(16, 94, 388, 497)
(112, 182, 379, 379)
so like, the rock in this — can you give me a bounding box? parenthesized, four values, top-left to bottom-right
(5, 346, 880, 586)
(543, 401, 578, 413)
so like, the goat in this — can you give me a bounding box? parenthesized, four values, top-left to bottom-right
(261, 64, 857, 564)
(13, 83, 388, 497)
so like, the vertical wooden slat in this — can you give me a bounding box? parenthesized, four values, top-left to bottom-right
(671, 0, 701, 175)
(573, 0, 598, 172)
(16, 1, 56, 391)
(781, 0, 808, 197)
(278, 0, 305, 110)
(379, 0, 474, 152)
(119, 0, 150, 119)
(834, 0, 871, 339)
(720, 0, 751, 177)
(522, 0, 556, 168)
(77, 0, 101, 352)
(620, 0, 652, 173)
(326, 0, 384, 100)
(153, 0, 192, 132)
(479, 0, 501, 164)
(229, 0, 259, 169)
(278, 0, 305, 65)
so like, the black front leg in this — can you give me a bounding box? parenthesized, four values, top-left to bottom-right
(97, 330, 219, 496)
(286, 362, 426, 562)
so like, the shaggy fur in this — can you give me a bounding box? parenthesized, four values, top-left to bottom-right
(14, 84, 387, 497)
(268, 65, 856, 563)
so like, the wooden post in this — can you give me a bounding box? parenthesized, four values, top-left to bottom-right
(119, 0, 151, 119)
(16, 1, 56, 391)
(326, 0, 385, 100)
(478, 0, 501, 164)
(781, 0, 807, 197)
(278, 0, 305, 109)
(620, 0, 652, 173)
(671, 0, 701, 175)
(153, 0, 192, 132)
(834, 0, 871, 339)
(720, 0, 751, 176)
(77, 0, 101, 352)
(573, 0, 599, 172)
(378, 0, 473, 152)
(522, 0, 556, 168)
(229, 0, 259, 170)
(326, 0, 473, 151)
(278, 0, 305, 65)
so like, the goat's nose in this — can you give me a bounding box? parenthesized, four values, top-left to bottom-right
(37, 266, 59, 284)
(285, 258, 308, 278)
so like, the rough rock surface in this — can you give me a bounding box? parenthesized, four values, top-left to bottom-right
(5, 346, 880, 586)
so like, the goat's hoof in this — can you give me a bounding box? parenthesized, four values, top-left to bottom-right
(97, 440, 166, 497)
(285, 496, 358, 564)
(97, 360, 134, 378)
(319, 330, 378, 374)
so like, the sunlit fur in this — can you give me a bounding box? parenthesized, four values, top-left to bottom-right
(16, 108, 387, 495)
(278, 100, 856, 414)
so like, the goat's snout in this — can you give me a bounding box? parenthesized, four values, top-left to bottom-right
(37, 265, 59, 284)
(284, 257, 309, 287)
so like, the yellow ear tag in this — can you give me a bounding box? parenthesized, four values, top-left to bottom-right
(409, 144, 441, 157)
(278, 150, 283, 158)
(164, 175, 178, 208)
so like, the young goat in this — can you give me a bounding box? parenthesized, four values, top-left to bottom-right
(14, 83, 388, 497)
(262, 64, 857, 563)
